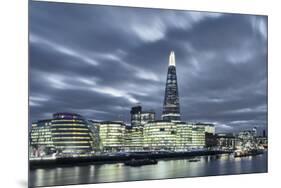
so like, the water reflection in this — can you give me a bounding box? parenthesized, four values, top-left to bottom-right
(29, 152, 267, 187)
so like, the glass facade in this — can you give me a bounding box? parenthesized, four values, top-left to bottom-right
(129, 126, 143, 151)
(98, 121, 125, 152)
(51, 112, 94, 154)
(144, 121, 177, 150)
(191, 126, 206, 148)
(162, 51, 181, 121)
(30, 119, 54, 157)
(141, 111, 155, 126)
(130, 105, 155, 127)
(216, 133, 236, 149)
(175, 122, 192, 150)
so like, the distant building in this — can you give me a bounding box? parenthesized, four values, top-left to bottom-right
(98, 121, 125, 152)
(216, 133, 236, 149)
(238, 130, 255, 141)
(162, 51, 181, 121)
(252, 127, 257, 137)
(130, 105, 142, 127)
(237, 129, 259, 149)
(140, 111, 155, 126)
(130, 105, 155, 127)
(51, 112, 94, 154)
(256, 136, 268, 148)
(128, 106, 155, 151)
(205, 133, 217, 148)
(263, 129, 267, 137)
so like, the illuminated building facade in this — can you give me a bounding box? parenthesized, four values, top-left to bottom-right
(87, 120, 101, 151)
(143, 121, 177, 150)
(128, 106, 155, 151)
(130, 105, 155, 127)
(130, 105, 142, 127)
(51, 112, 94, 154)
(191, 125, 205, 148)
(30, 119, 54, 156)
(162, 51, 181, 121)
(130, 126, 144, 151)
(175, 122, 192, 150)
(203, 123, 215, 134)
(124, 126, 133, 151)
(141, 111, 155, 126)
(238, 130, 255, 141)
(98, 121, 125, 152)
(216, 133, 236, 149)
(193, 123, 215, 148)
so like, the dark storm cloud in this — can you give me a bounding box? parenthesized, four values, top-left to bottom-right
(29, 1, 267, 133)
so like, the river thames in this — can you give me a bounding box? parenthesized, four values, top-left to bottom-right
(29, 152, 267, 187)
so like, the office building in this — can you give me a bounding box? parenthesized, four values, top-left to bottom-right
(87, 120, 101, 151)
(216, 133, 236, 149)
(162, 51, 181, 121)
(175, 122, 192, 150)
(140, 111, 155, 126)
(130, 126, 144, 151)
(98, 121, 125, 152)
(30, 119, 54, 157)
(51, 112, 94, 154)
(130, 105, 142, 127)
(143, 120, 177, 150)
(130, 105, 155, 127)
(191, 125, 205, 148)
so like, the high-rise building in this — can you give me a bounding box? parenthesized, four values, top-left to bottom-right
(51, 112, 94, 154)
(140, 111, 155, 126)
(162, 51, 181, 121)
(130, 105, 155, 127)
(263, 129, 266, 137)
(130, 105, 142, 127)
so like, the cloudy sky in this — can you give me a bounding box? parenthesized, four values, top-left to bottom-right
(29, 1, 267, 133)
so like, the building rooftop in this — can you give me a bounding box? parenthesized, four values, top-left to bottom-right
(99, 121, 126, 125)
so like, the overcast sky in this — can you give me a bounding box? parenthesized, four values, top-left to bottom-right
(29, 1, 267, 133)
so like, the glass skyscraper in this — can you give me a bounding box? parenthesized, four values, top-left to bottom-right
(162, 51, 181, 121)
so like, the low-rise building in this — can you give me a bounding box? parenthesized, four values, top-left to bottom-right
(175, 122, 192, 150)
(191, 125, 205, 148)
(143, 120, 177, 151)
(51, 112, 94, 154)
(216, 133, 236, 149)
(30, 119, 54, 157)
(98, 121, 125, 152)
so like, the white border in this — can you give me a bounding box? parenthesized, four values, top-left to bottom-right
(1, 0, 280, 188)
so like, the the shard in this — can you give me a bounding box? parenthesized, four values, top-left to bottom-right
(162, 51, 181, 121)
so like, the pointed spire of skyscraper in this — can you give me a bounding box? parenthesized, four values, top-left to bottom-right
(162, 51, 181, 121)
(169, 51, 176, 66)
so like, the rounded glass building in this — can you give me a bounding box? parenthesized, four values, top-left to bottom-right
(51, 112, 94, 154)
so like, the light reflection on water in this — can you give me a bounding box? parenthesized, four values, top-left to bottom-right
(29, 152, 267, 187)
